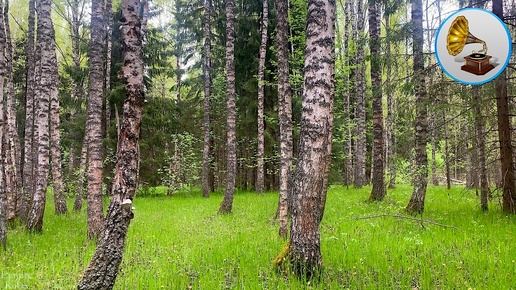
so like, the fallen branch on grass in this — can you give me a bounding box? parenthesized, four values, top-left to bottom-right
(354, 214, 460, 230)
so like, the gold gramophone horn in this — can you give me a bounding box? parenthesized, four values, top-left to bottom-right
(446, 15, 487, 56)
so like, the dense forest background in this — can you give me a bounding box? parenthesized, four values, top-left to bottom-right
(1, 0, 516, 230)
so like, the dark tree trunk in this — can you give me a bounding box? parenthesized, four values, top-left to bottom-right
(289, 0, 335, 278)
(256, 0, 269, 194)
(276, 0, 292, 238)
(495, 72, 515, 212)
(430, 118, 438, 186)
(175, 52, 181, 105)
(86, 0, 106, 238)
(50, 57, 67, 215)
(209, 134, 215, 192)
(65, 0, 83, 195)
(20, 0, 37, 224)
(202, 0, 212, 198)
(69, 0, 82, 102)
(493, 0, 516, 213)
(342, 0, 353, 187)
(466, 125, 478, 189)
(443, 110, 451, 189)
(104, 0, 113, 136)
(27, 0, 56, 232)
(353, 0, 366, 188)
(74, 135, 87, 211)
(368, 0, 385, 201)
(102, 0, 114, 196)
(473, 86, 489, 211)
(406, 0, 428, 214)
(77, 0, 145, 287)
(384, 12, 396, 189)
(219, 0, 236, 214)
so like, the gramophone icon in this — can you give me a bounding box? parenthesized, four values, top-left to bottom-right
(447, 15, 495, 75)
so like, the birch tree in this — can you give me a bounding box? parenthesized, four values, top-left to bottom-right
(0, 0, 16, 223)
(288, 0, 335, 278)
(406, 0, 428, 214)
(50, 60, 67, 215)
(368, 0, 385, 200)
(353, 0, 367, 188)
(78, 0, 146, 286)
(384, 9, 396, 189)
(219, 0, 237, 214)
(27, 0, 57, 232)
(276, 0, 292, 238)
(0, 0, 7, 249)
(20, 0, 37, 223)
(256, 0, 269, 194)
(202, 0, 212, 198)
(85, 0, 106, 238)
(342, 0, 353, 186)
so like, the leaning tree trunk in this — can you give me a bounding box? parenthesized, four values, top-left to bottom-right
(219, 0, 236, 214)
(256, 0, 269, 194)
(493, 0, 516, 213)
(353, 0, 367, 188)
(20, 0, 37, 223)
(77, 0, 145, 287)
(368, 0, 385, 201)
(27, 0, 56, 232)
(276, 0, 292, 238)
(201, 0, 212, 198)
(85, 0, 106, 239)
(406, 0, 428, 214)
(289, 0, 335, 278)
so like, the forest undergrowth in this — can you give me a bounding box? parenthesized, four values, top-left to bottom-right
(1, 185, 515, 289)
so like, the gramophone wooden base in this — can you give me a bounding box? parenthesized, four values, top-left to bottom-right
(461, 64, 494, 75)
(461, 55, 494, 75)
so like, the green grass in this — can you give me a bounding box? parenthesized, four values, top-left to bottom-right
(2, 185, 516, 289)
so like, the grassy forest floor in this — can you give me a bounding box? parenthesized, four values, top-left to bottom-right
(1, 185, 516, 289)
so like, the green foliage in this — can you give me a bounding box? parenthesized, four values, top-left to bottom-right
(138, 95, 181, 185)
(2, 186, 516, 288)
(287, 0, 307, 98)
(157, 132, 202, 193)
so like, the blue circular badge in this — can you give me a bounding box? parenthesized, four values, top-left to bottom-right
(434, 8, 512, 85)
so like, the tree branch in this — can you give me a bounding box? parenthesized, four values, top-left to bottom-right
(354, 214, 460, 230)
